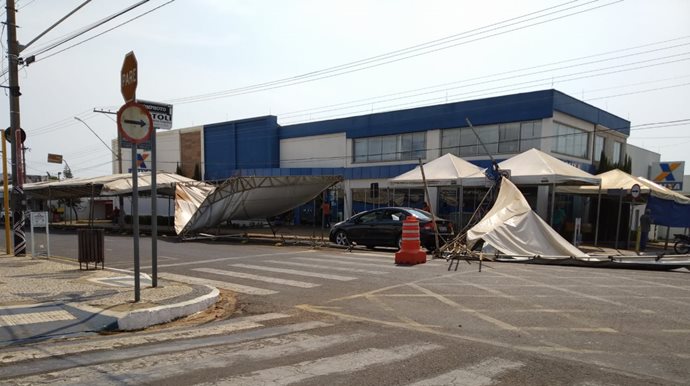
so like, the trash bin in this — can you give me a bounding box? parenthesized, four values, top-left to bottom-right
(78, 228, 104, 270)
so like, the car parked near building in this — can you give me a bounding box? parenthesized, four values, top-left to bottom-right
(329, 207, 454, 251)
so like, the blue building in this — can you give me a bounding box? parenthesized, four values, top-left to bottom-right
(136, 89, 630, 225)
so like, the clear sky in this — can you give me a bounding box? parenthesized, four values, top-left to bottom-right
(2, 0, 689, 178)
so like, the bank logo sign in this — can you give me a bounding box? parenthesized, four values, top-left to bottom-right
(651, 161, 684, 191)
(128, 152, 151, 172)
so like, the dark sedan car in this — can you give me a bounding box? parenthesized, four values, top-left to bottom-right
(328, 207, 454, 251)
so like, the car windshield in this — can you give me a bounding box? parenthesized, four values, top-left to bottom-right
(406, 208, 433, 221)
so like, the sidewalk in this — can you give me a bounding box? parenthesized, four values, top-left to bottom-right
(0, 254, 218, 334)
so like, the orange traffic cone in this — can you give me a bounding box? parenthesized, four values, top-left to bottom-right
(395, 216, 427, 265)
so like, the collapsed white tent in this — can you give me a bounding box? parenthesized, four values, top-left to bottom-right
(389, 153, 482, 185)
(466, 178, 588, 258)
(175, 175, 342, 237)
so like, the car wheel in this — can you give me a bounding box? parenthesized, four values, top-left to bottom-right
(334, 230, 350, 246)
(397, 235, 403, 250)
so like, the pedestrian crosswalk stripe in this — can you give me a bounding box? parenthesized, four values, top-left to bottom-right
(161, 272, 278, 295)
(328, 254, 394, 263)
(206, 342, 441, 385)
(294, 256, 391, 269)
(408, 357, 524, 386)
(192, 268, 320, 288)
(231, 264, 357, 281)
(264, 260, 389, 275)
(0, 310, 76, 327)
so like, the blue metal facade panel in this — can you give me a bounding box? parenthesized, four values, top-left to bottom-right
(204, 116, 280, 180)
(204, 124, 236, 180)
(553, 90, 630, 135)
(225, 164, 419, 180)
(280, 90, 556, 139)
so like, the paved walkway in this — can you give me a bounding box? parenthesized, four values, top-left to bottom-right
(0, 254, 217, 346)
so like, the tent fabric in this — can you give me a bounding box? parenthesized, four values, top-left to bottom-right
(463, 148, 600, 186)
(389, 153, 482, 185)
(644, 195, 690, 227)
(557, 169, 690, 227)
(559, 169, 690, 203)
(22, 172, 199, 199)
(466, 178, 588, 258)
(175, 175, 342, 236)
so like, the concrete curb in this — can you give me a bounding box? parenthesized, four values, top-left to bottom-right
(69, 286, 220, 331)
(118, 286, 219, 330)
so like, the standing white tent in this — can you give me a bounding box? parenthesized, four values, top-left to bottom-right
(463, 148, 600, 226)
(389, 153, 482, 185)
(463, 148, 600, 186)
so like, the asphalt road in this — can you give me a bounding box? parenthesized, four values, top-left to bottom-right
(2, 230, 689, 385)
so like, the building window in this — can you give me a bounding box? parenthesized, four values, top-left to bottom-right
(613, 141, 621, 164)
(498, 123, 520, 154)
(353, 132, 425, 163)
(441, 120, 541, 156)
(594, 136, 604, 162)
(553, 122, 589, 159)
(520, 121, 541, 151)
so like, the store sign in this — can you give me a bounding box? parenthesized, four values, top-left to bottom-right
(127, 151, 151, 172)
(651, 161, 684, 191)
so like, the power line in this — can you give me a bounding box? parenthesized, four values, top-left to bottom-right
(0, 0, 174, 79)
(162, 0, 623, 105)
(279, 36, 690, 119)
(33, 0, 175, 64)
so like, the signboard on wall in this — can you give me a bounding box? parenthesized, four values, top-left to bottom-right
(127, 151, 152, 172)
(651, 161, 685, 191)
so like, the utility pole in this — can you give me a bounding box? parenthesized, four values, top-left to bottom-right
(6, 0, 26, 255)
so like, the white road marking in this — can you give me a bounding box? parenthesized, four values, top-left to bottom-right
(231, 264, 357, 281)
(294, 256, 392, 268)
(0, 310, 76, 327)
(161, 272, 277, 295)
(329, 254, 394, 263)
(206, 343, 441, 386)
(264, 260, 389, 275)
(6, 328, 375, 384)
(193, 268, 320, 288)
(409, 357, 524, 386)
(145, 250, 309, 269)
(0, 313, 302, 365)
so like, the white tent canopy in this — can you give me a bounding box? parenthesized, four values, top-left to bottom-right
(389, 153, 482, 185)
(23, 172, 201, 199)
(464, 148, 600, 187)
(559, 169, 690, 204)
(466, 178, 588, 258)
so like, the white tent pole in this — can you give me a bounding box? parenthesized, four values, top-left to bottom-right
(594, 182, 602, 246)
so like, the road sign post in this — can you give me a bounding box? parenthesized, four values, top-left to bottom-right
(135, 100, 172, 288)
(118, 51, 148, 302)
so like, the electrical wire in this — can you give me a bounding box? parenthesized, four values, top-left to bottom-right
(33, 0, 176, 63)
(163, 0, 624, 105)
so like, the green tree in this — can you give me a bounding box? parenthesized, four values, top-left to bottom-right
(596, 151, 632, 174)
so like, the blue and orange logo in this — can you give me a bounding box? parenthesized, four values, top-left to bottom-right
(654, 162, 682, 182)
(136, 153, 149, 169)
